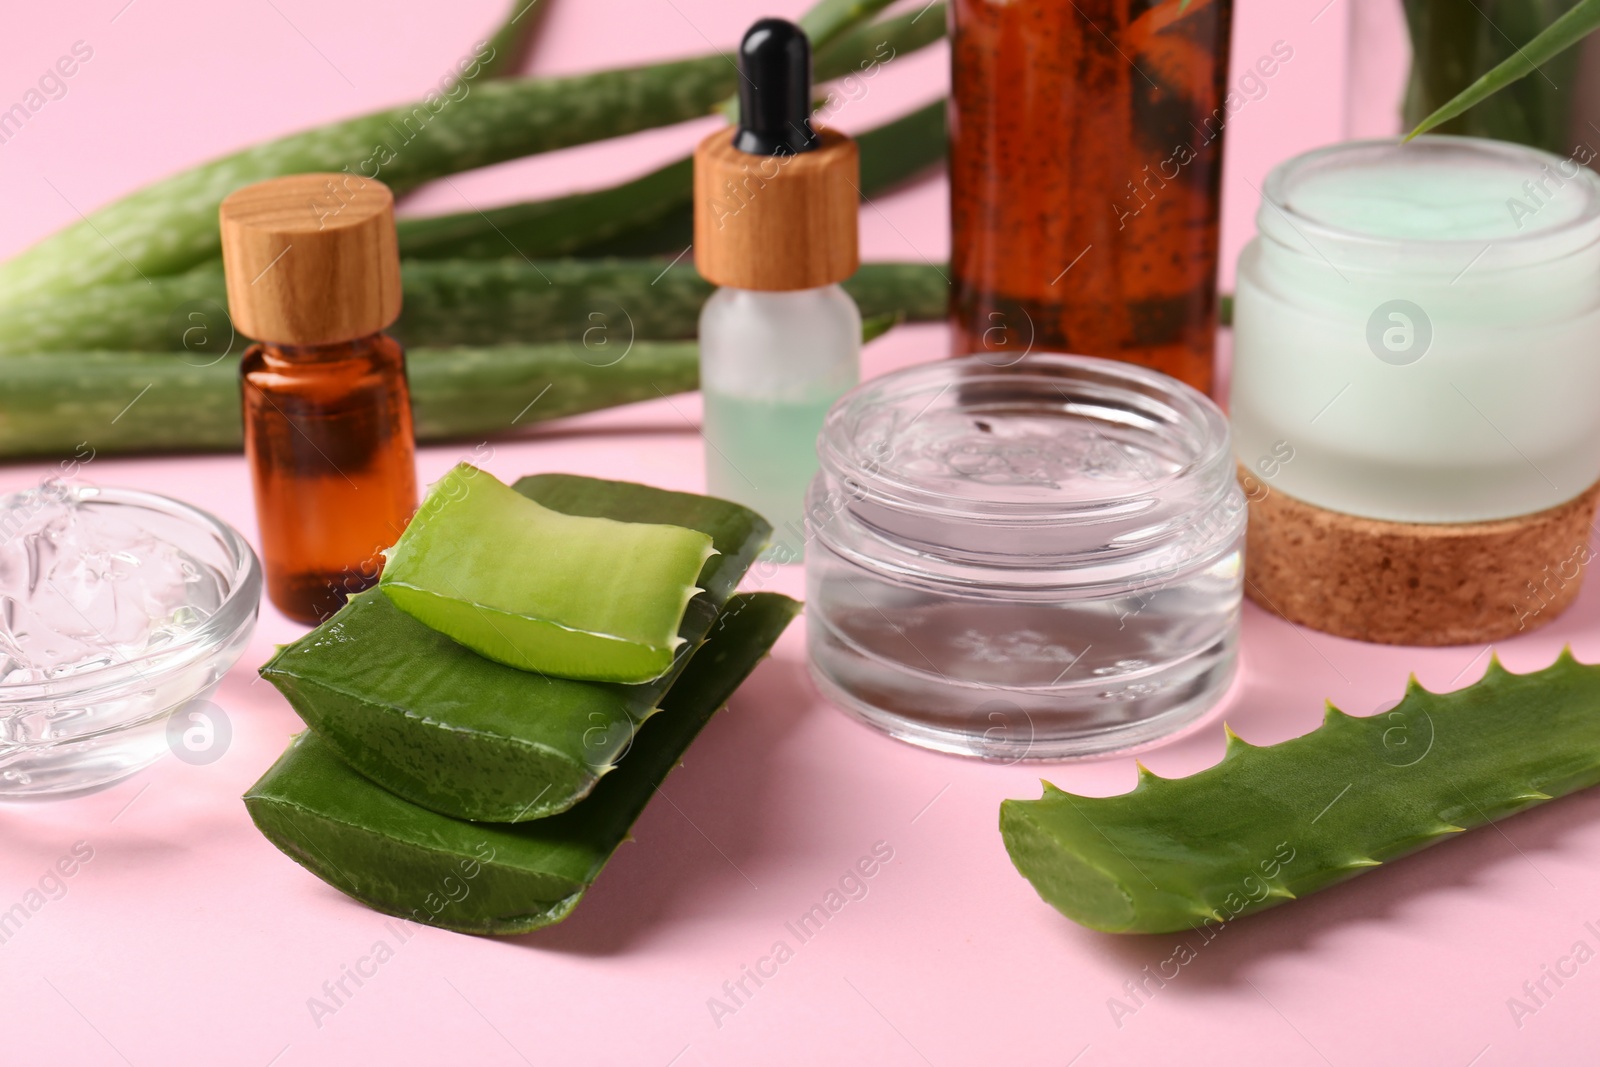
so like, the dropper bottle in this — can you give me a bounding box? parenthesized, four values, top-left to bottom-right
(220, 174, 418, 624)
(694, 18, 861, 562)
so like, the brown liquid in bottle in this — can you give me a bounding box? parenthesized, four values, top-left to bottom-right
(241, 333, 417, 623)
(220, 172, 417, 625)
(949, 0, 1234, 395)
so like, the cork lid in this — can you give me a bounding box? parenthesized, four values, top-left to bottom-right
(219, 173, 402, 345)
(693, 19, 858, 292)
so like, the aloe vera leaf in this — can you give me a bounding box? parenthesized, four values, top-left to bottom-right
(0, 258, 716, 354)
(0, 259, 946, 356)
(860, 311, 902, 343)
(246, 592, 799, 935)
(0, 6, 941, 308)
(390, 258, 711, 348)
(0, 263, 939, 459)
(0, 60, 735, 308)
(385, 260, 948, 347)
(395, 157, 693, 260)
(800, 0, 899, 50)
(1002, 651, 1600, 934)
(472, 0, 551, 84)
(266, 589, 642, 818)
(381, 464, 715, 682)
(1406, 0, 1600, 141)
(855, 98, 947, 194)
(261, 474, 771, 821)
(1399, 0, 1582, 152)
(0, 341, 700, 460)
(395, 97, 947, 261)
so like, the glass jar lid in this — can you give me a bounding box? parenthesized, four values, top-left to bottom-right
(813, 354, 1239, 581)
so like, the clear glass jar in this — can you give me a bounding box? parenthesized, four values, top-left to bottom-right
(1231, 136, 1600, 523)
(804, 354, 1245, 761)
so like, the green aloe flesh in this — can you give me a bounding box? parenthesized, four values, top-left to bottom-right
(246, 592, 799, 935)
(1002, 651, 1600, 934)
(381, 464, 714, 682)
(262, 473, 770, 822)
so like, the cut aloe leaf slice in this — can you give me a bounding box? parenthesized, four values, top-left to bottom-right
(261, 474, 771, 822)
(245, 592, 799, 935)
(381, 463, 716, 683)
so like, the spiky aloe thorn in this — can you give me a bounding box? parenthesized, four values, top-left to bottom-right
(1485, 651, 1510, 678)
(1321, 701, 1354, 725)
(1001, 650, 1600, 933)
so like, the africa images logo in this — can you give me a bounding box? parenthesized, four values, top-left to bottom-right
(1366, 299, 1432, 366)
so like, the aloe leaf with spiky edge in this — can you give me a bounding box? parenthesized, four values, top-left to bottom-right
(1002, 650, 1600, 934)
(246, 592, 799, 935)
(261, 474, 771, 823)
(0, 4, 944, 307)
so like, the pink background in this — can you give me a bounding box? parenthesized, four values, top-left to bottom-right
(3, 2, 1597, 1064)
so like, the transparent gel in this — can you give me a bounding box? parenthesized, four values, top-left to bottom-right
(0, 484, 259, 797)
(805, 355, 1245, 760)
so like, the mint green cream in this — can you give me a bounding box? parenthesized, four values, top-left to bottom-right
(1231, 136, 1600, 524)
(1285, 147, 1589, 240)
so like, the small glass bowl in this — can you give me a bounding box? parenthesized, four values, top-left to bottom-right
(0, 486, 261, 798)
(805, 354, 1245, 760)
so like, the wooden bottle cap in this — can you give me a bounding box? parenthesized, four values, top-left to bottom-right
(219, 173, 402, 345)
(693, 126, 859, 292)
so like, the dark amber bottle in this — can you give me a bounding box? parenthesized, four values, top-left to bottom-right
(949, 0, 1234, 395)
(220, 174, 418, 624)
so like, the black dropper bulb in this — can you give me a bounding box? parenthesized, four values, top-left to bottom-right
(734, 18, 822, 156)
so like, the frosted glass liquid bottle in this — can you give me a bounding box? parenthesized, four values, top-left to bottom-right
(693, 18, 861, 562)
(700, 286, 859, 561)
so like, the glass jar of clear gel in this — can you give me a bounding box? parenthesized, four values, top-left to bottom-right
(1232, 136, 1600, 523)
(805, 354, 1245, 760)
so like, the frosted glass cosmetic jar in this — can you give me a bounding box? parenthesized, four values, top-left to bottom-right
(804, 354, 1245, 760)
(1232, 136, 1600, 523)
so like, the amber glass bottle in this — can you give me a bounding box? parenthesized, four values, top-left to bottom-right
(949, 0, 1234, 394)
(220, 174, 418, 624)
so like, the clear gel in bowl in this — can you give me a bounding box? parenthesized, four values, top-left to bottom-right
(0, 483, 261, 798)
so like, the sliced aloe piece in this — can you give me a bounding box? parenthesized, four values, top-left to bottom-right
(381, 463, 716, 683)
(261, 474, 771, 822)
(245, 593, 799, 935)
